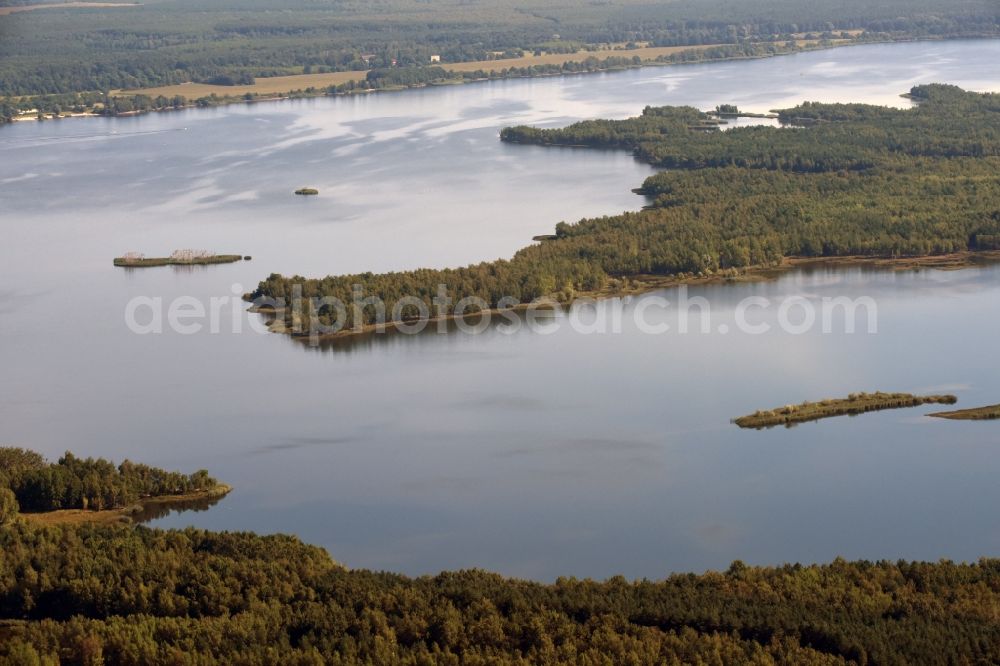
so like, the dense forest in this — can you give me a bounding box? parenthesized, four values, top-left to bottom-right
(248, 84, 1000, 333)
(1, 518, 1000, 663)
(0, 447, 217, 513)
(0, 0, 997, 102)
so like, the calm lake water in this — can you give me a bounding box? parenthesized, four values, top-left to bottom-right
(2, 39, 1000, 580)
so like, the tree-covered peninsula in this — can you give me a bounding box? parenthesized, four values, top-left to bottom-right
(0, 446, 224, 516)
(249, 84, 1000, 334)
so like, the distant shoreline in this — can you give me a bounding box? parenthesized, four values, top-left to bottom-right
(9, 36, 990, 127)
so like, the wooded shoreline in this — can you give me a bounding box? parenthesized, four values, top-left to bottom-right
(249, 84, 1000, 342)
(248, 250, 1000, 344)
(19, 484, 232, 526)
(1, 36, 967, 127)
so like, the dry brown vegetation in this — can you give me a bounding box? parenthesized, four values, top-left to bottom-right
(928, 404, 1000, 420)
(734, 392, 958, 429)
(117, 44, 724, 98)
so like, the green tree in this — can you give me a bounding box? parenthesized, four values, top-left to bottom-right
(0, 487, 18, 525)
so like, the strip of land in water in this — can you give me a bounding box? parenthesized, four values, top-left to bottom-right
(734, 392, 958, 429)
(114, 254, 243, 267)
(928, 405, 1000, 420)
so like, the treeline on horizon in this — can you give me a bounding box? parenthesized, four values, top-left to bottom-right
(249, 84, 1000, 332)
(1, 518, 1000, 663)
(0, 41, 811, 123)
(0, 0, 997, 100)
(0, 447, 216, 514)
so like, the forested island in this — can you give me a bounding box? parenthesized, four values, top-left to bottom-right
(248, 84, 1000, 337)
(733, 392, 958, 429)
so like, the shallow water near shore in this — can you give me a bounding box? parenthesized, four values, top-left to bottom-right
(2, 39, 1000, 580)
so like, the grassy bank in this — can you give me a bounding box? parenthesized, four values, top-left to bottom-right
(734, 392, 958, 429)
(928, 404, 1000, 420)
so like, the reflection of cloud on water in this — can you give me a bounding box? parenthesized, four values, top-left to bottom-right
(197, 189, 260, 205)
(805, 59, 867, 77)
(251, 435, 360, 455)
(401, 475, 482, 494)
(0, 172, 40, 185)
(651, 73, 695, 93)
(0, 287, 52, 315)
(495, 436, 661, 459)
(459, 100, 532, 119)
(914, 383, 972, 394)
(0, 289, 22, 314)
(549, 526, 599, 543)
(896, 415, 950, 425)
(452, 394, 551, 412)
(694, 522, 746, 551)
